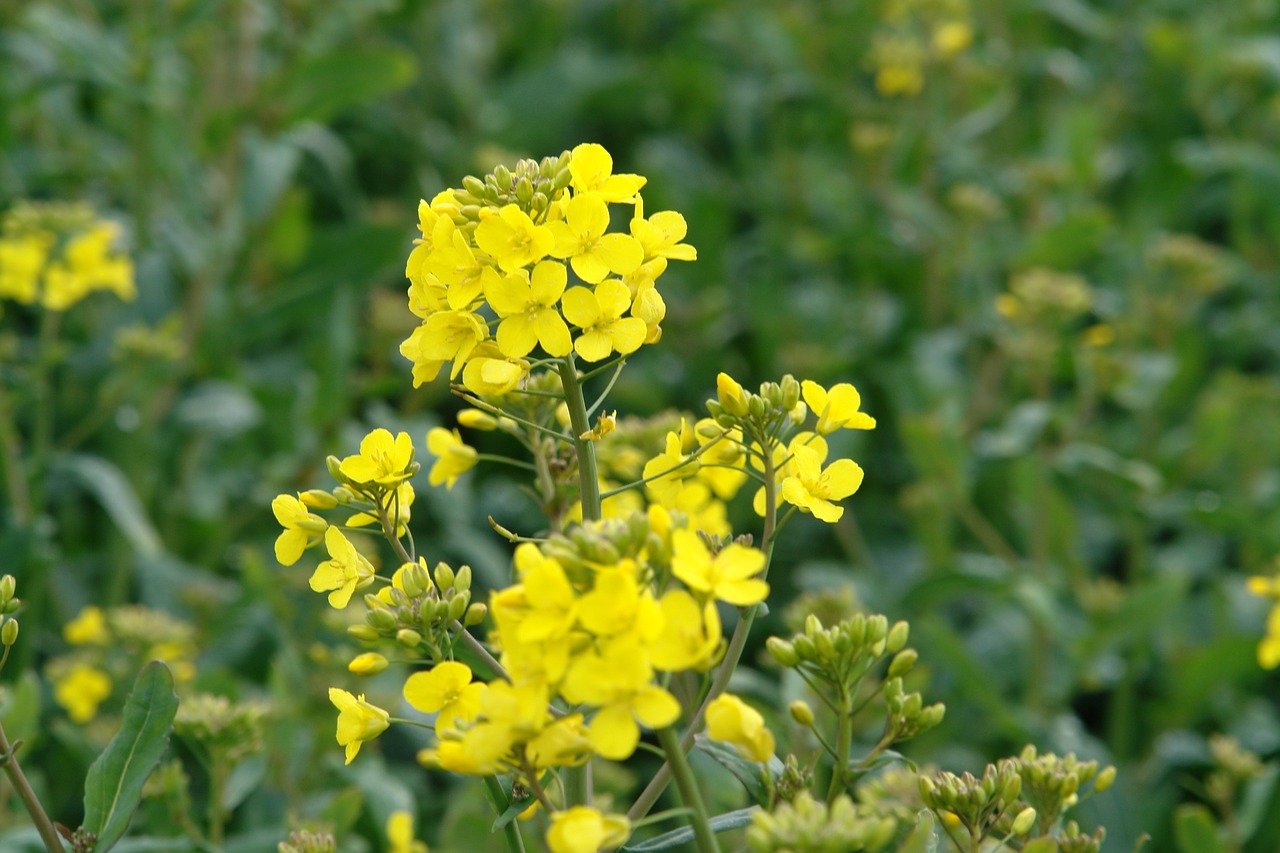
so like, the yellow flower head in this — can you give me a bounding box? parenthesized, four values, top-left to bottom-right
(562, 641, 680, 760)
(64, 606, 109, 646)
(474, 204, 555, 272)
(329, 688, 390, 764)
(779, 444, 865, 523)
(801, 380, 876, 435)
(649, 589, 722, 672)
(54, 664, 112, 724)
(426, 427, 479, 489)
(386, 810, 429, 853)
(338, 428, 416, 487)
(403, 660, 487, 733)
(308, 527, 375, 609)
(569, 142, 647, 203)
(549, 195, 644, 285)
(485, 261, 572, 358)
(546, 806, 631, 853)
(705, 692, 775, 763)
(561, 281, 648, 362)
(271, 493, 327, 566)
(671, 528, 769, 607)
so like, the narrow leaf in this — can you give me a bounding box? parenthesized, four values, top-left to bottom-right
(492, 794, 537, 832)
(1172, 804, 1229, 853)
(692, 733, 782, 804)
(84, 662, 179, 852)
(622, 808, 757, 851)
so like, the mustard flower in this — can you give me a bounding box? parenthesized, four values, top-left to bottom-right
(630, 210, 697, 262)
(642, 427, 701, 507)
(706, 692, 775, 763)
(329, 688, 390, 764)
(474, 203, 555, 272)
(548, 194, 643, 284)
(649, 589, 722, 672)
(271, 493, 327, 566)
(416, 309, 489, 378)
(546, 806, 631, 853)
(561, 280, 648, 362)
(54, 664, 112, 723)
(513, 544, 579, 643)
(779, 444, 865, 523)
(386, 811, 428, 853)
(403, 660, 487, 733)
(800, 380, 876, 435)
(568, 142, 646, 203)
(577, 566, 663, 643)
(348, 652, 389, 676)
(338, 428, 415, 487)
(425, 217, 488, 310)
(671, 528, 769, 607)
(398, 324, 446, 388)
(308, 527, 374, 609)
(485, 260, 573, 358)
(0, 234, 49, 303)
(63, 605, 109, 646)
(527, 713, 593, 770)
(426, 427, 478, 489)
(461, 341, 530, 396)
(562, 640, 681, 760)
(1259, 608, 1280, 669)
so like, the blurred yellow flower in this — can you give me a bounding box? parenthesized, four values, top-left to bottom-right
(329, 688, 389, 764)
(706, 692, 775, 763)
(63, 606, 109, 646)
(55, 664, 112, 723)
(546, 806, 630, 853)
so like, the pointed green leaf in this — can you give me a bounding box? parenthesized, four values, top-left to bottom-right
(622, 808, 758, 851)
(896, 810, 938, 853)
(84, 662, 179, 852)
(692, 733, 782, 805)
(1172, 804, 1228, 853)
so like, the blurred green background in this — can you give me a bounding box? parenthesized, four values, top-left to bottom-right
(3, 0, 1280, 850)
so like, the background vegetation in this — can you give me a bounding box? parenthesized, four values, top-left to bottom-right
(2, 0, 1280, 850)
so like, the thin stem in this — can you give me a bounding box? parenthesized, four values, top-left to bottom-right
(655, 726, 720, 853)
(475, 454, 538, 472)
(0, 382, 31, 524)
(586, 358, 627, 418)
(825, 691, 853, 804)
(454, 391, 566, 441)
(599, 431, 729, 501)
(556, 356, 600, 522)
(0, 720, 65, 852)
(482, 775, 528, 853)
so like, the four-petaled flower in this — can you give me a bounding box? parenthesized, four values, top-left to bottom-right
(329, 688, 390, 764)
(801, 380, 876, 435)
(404, 660, 487, 733)
(561, 280, 648, 362)
(426, 427, 478, 489)
(309, 527, 374, 609)
(780, 444, 865, 523)
(475, 204, 555, 272)
(338, 428, 416, 487)
(272, 493, 327, 566)
(548, 194, 643, 284)
(671, 527, 769, 607)
(486, 260, 572, 358)
(706, 692, 775, 763)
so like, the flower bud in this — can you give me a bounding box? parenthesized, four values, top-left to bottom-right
(888, 648, 918, 679)
(747, 395, 767, 420)
(1094, 765, 1116, 793)
(348, 652, 388, 676)
(464, 602, 488, 626)
(780, 375, 801, 412)
(454, 565, 472, 592)
(325, 455, 345, 482)
(716, 373, 750, 418)
(1, 619, 17, 647)
(434, 563, 456, 591)
(494, 164, 513, 190)
(396, 628, 422, 648)
(787, 402, 808, 426)
(789, 699, 815, 726)
(300, 489, 339, 510)
(805, 614, 823, 637)
(767, 637, 800, 667)
(0, 575, 15, 603)
(347, 625, 379, 642)
(1011, 807, 1037, 836)
(0, 598, 13, 615)
(457, 408, 498, 430)
(447, 592, 470, 622)
(814, 631, 836, 662)
(793, 635, 817, 661)
(885, 620, 909, 653)
(367, 608, 398, 632)
(462, 175, 487, 198)
(515, 177, 534, 205)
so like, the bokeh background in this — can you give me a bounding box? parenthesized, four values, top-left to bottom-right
(3, 0, 1280, 850)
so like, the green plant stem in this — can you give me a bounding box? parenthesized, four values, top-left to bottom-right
(825, 692, 853, 804)
(482, 775, 527, 853)
(655, 726, 720, 853)
(0, 721, 65, 853)
(556, 356, 600, 522)
(29, 308, 60, 513)
(208, 756, 226, 848)
(628, 444, 779, 822)
(0, 382, 31, 524)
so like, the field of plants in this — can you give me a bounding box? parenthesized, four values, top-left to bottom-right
(3, 1, 1280, 851)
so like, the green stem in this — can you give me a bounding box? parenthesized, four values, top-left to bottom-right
(482, 776, 528, 853)
(825, 692, 853, 804)
(556, 356, 600, 522)
(628, 441, 779, 822)
(0, 382, 32, 524)
(0, 721, 65, 852)
(29, 308, 60, 513)
(655, 726, 720, 853)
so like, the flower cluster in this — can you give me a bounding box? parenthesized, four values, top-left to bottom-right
(0, 201, 135, 310)
(1246, 565, 1280, 668)
(399, 143, 694, 395)
(870, 0, 975, 97)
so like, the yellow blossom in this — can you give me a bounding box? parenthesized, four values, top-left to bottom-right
(648, 590, 722, 672)
(546, 806, 631, 853)
(671, 528, 769, 607)
(54, 664, 112, 723)
(932, 21, 973, 59)
(779, 444, 864, 523)
(426, 427, 478, 489)
(485, 260, 572, 358)
(386, 811, 429, 853)
(568, 142, 646, 203)
(561, 640, 680, 760)
(403, 661, 487, 733)
(461, 341, 530, 396)
(561, 280, 647, 362)
(308, 527, 375, 609)
(63, 606, 109, 646)
(706, 693, 775, 763)
(271, 493, 327, 566)
(630, 210, 696, 262)
(548, 194, 643, 284)
(800, 380, 876, 435)
(474, 203, 555, 272)
(329, 688, 390, 764)
(338, 428, 416, 487)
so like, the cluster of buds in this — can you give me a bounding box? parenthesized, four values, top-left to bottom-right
(277, 829, 336, 853)
(0, 575, 20, 660)
(174, 693, 272, 767)
(350, 559, 484, 658)
(766, 613, 909, 694)
(453, 152, 574, 226)
(881, 677, 945, 741)
(918, 760, 1036, 844)
(747, 792, 898, 853)
(708, 373, 804, 442)
(763, 753, 815, 805)
(538, 512, 672, 581)
(1014, 745, 1115, 835)
(1056, 821, 1107, 853)
(1205, 734, 1262, 810)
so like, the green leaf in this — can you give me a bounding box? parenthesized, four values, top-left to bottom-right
(692, 733, 782, 805)
(1172, 804, 1228, 853)
(622, 808, 757, 851)
(55, 454, 162, 557)
(83, 662, 179, 853)
(491, 794, 537, 832)
(896, 810, 938, 853)
(276, 47, 417, 124)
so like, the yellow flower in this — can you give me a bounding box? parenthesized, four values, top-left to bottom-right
(548, 194, 644, 284)
(0, 234, 49, 303)
(630, 210, 696, 262)
(706, 693, 775, 763)
(546, 806, 631, 853)
(271, 493, 327, 566)
(800, 380, 876, 435)
(779, 444, 864, 523)
(648, 590, 722, 672)
(403, 661, 487, 733)
(485, 260, 573, 358)
(329, 688, 390, 764)
(63, 606, 109, 646)
(308, 528, 374, 609)
(671, 528, 769, 607)
(386, 810, 429, 853)
(415, 309, 489, 379)
(932, 21, 973, 59)
(338, 428, 416, 487)
(461, 341, 530, 396)
(716, 372, 750, 417)
(561, 641, 680, 760)
(568, 143, 646, 203)
(348, 652, 389, 676)
(54, 664, 112, 723)
(426, 427, 478, 489)
(474, 203, 555, 272)
(561, 280, 648, 362)
(1259, 607, 1280, 669)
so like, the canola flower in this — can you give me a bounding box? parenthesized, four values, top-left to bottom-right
(0, 202, 135, 310)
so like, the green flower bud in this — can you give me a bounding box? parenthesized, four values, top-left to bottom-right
(0, 597, 14, 614)
(515, 177, 534, 206)
(367, 608, 398, 632)
(767, 637, 800, 667)
(348, 652, 388, 675)
(0, 575, 16, 603)
(454, 565, 472, 592)
(780, 375, 801, 412)
(901, 692, 922, 719)
(814, 630, 836, 662)
(793, 635, 817, 661)
(402, 562, 431, 598)
(888, 648, 918, 679)
(347, 625, 379, 642)
(299, 489, 339, 510)
(747, 395, 767, 420)
(1, 618, 17, 647)
(885, 620, 909, 653)
(396, 628, 422, 648)
(494, 165, 513, 190)
(447, 592, 470, 622)
(325, 455, 345, 483)
(418, 598, 439, 625)
(805, 614, 824, 637)
(434, 563, 456, 591)
(789, 699, 815, 726)
(1094, 765, 1116, 793)
(332, 486, 357, 504)
(462, 175, 487, 198)
(464, 602, 487, 626)
(1012, 807, 1037, 836)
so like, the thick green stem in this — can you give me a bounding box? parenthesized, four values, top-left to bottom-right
(556, 356, 601, 522)
(482, 776, 528, 853)
(0, 721, 65, 852)
(629, 443, 779, 822)
(826, 692, 853, 804)
(656, 726, 720, 853)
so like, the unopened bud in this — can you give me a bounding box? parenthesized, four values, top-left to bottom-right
(457, 408, 498, 430)
(747, 395, 767, 420)
(396, 628, 422, 648)
(453, 565, 472, 592)
(805, 614, 823, 637)
(780, 375, 801, 412)
(888, 648, 918, 679)
(325, 455, 345, 482)
(367, 608, 398, 632)
(789, 700, 815, 726)
(300, 489, 339, 510)
(434, 563, 456, 590)
(0, 575, 15, 603)
(348, 652, 388, 675)
(885, 620, 909, 653)
(347, 625, 379, 642)
(767, 637, 800, 667)
(1011, 807, 1037, 836)
(1, 619, 17, 647)
(447, 593, 470, 622)
(716, 373, 750, 418)
(464, 603, 488, 626)
(1094, 765, 1116, 793)
(494, 165, 513, 190)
